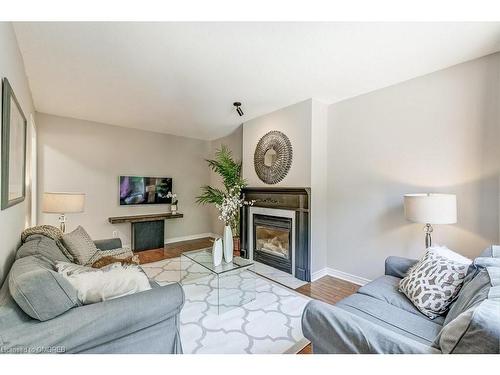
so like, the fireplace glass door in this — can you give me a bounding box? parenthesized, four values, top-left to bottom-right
(253, 214, 293, 274)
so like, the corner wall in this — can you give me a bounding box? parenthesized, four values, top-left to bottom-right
(209, 125, 243, 236)
(36, 113, 214, 246)
(0, 22, 35, 285)
(326, 53, 500, 281)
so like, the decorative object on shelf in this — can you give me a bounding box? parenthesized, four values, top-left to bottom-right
(254, 130, 293, 185)
(42, 192, 86, 233)
(196, 145, 255, 255)
(404, 193, 457, 248)
(223, 225, 233, 262)
(1, 78, 27, 210)
(167, 191, 178, 214)
(212, 237, 223, 266)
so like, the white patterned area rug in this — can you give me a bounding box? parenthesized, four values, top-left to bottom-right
(141, 257, 311, 354)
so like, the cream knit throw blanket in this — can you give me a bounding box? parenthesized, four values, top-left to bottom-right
(21, 225, 75, 261)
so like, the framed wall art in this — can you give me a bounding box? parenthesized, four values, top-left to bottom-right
(1, 78, 27, 210)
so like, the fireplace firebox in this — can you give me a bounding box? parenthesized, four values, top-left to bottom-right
(240, 187, 311, 282)
(253, 214, 293, 274)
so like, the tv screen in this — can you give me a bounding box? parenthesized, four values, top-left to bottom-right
(119, 176, 173, 205)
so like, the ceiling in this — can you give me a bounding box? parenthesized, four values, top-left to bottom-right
(13, 22, 500, 140)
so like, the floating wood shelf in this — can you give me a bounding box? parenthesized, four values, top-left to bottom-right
(108, 212, 184, 224)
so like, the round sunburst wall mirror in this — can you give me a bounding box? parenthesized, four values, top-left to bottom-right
(254, 130, 293, 184)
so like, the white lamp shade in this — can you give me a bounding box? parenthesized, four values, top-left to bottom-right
(404, 193, 457, 224)
(42, 192, 85, 214)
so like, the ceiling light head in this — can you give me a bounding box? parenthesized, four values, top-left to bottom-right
(233, 102, 244, 117)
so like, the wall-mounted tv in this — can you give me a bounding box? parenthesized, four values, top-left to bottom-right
(119, 176, 173, 205)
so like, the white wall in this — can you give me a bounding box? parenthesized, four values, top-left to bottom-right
(0, 22, 35, 285)
(326, 53, 500, 281)
(242, 99, 312, 187)
(36, 113, 214, 246)
(209, 125, 243, 236)
(242, 99, 328, 275)
(310, 100, 328, 275)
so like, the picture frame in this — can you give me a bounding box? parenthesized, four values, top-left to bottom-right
(1, 78, 27, 210)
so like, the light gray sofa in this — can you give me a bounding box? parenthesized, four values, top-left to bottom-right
(0, 234, 184, 354)
(302, 246, 500, 354)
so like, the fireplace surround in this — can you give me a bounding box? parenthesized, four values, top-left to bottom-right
(240, 187, 311, 281)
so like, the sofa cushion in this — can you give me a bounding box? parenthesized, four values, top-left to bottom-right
(358, 275, 445, 324)
(62, 226, 100, 265)
(336, 293, 443, 344)
(436, 264, 500, 353)
(444, 267, 491, 325)
(479, 245, 500, 258)
(8, 255, 79, 321)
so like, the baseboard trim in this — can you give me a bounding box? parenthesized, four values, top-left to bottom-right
(164, 233, 219, 244)
(312, 267, 371, 286)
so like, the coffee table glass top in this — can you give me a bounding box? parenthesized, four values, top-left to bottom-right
(181, 248, 254, 274)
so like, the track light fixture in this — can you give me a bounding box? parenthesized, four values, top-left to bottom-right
(233, 102, 244, 117)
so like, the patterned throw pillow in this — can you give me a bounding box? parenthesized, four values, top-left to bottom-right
(399, 249, 469, 319)
(62, 226, 100, 265)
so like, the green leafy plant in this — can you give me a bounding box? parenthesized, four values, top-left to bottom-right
(196, 145, 248, 235)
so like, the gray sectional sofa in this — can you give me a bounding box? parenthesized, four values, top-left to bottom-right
(302, 247, 500, 354)
(0, 234, 185, 354)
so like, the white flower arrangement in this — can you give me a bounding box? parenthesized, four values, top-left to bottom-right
(215, 185, 255, 230)
(166, 191, 178, 205)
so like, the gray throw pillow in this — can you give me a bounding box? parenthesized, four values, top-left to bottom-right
(399, 250, 469, 319)
(438, 300, 500, 353)
(62, 226, 99, 265)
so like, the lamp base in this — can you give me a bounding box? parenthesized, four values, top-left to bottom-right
(424, 223, 433, 248)
(58, 214, 67, 233)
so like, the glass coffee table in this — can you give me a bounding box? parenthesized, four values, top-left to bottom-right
(180, 248, 256, 314)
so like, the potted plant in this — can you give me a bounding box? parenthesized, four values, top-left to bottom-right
(196, 145, 253, 260)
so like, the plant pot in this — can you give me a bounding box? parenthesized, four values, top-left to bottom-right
(223, 225, 233, 262)
(233, 236, 241, 257)
(171, 204, 178, 214)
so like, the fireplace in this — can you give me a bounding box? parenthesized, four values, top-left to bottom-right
(240, 188, 310, 281)
(253, 214, 293, 274)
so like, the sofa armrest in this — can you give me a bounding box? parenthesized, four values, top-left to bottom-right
(3, 282, 184, 353)
(94, 238, 122, 250)
(301, 300, 439, 354)
(385, 256, 418, 278)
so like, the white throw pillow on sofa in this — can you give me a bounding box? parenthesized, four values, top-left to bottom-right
(428, 245, 472, 266)
(56, 262, 151, 304)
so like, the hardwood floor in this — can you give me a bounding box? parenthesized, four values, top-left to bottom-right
(296, 276, 359, 354)
(136, 237, 359, 355)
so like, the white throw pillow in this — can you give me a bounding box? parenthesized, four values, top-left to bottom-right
(56, 262, 151, 304)
(427, 245, 472, 266)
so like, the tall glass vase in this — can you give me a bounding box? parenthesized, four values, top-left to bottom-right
(223, 225, 233, 262)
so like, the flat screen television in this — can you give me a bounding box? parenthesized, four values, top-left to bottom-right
(119, 176, 173, 205)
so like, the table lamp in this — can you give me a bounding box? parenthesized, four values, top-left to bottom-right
(404, 193, 457, 248)
(42, 192, 85, 232)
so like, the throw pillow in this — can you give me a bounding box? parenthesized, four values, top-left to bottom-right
(399, 249, 469, 319)
(56, 261, 151, 304)
(62, 226, 100, 265)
